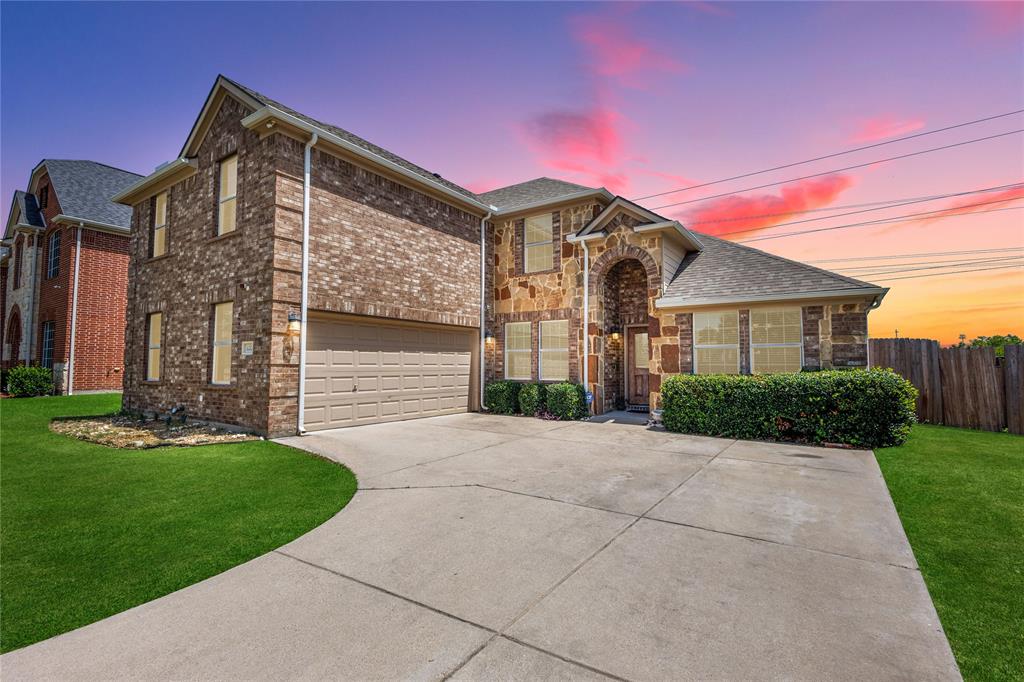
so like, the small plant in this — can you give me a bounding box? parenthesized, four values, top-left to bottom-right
(544, 382, 587, 420)
(6, 365, 54, 398)
(484, 380, 523, 414)
(518, 383, 547, 416)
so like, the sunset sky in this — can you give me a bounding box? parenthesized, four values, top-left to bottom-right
(2, 1, 1021, 344)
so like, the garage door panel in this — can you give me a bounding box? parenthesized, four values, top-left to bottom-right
(304, 317, 474, 431)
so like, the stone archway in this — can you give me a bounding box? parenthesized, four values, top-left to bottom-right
(6, 305, 22, 365)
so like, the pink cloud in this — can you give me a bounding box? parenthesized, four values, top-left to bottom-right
(681, 174, 856, 237)
(971, 2, 1024, 38)
(847, 115, 926, 143)
(523, 107, 623, 165)
(569, 10, 689, 88)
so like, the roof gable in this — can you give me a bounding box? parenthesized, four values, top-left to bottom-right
(477, 177, 610, 213)
(41, 160, 142, 230)
(573, 196, 703, 251)
(4, 190, 44, 241)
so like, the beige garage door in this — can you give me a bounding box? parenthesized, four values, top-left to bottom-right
(303, 315, 476, 431)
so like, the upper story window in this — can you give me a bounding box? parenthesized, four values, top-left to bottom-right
(211, 301, 233, 385)
(152, 192, 168, 257)
(540, 320, 569, 381)
(217, 155, 238, 236)
(38, 185, 49, 210)
(146, 312, 162, 381)
(693, 311, 739, 374)
(504, 321, 531, 380)
(46, 230, 61, 279)
(524, 213, 554, 273)
(13, 240, 23, 289)
(750, 308, 803, 374)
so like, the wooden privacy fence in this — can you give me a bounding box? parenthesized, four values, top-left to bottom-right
(869, 339, 1023, 434)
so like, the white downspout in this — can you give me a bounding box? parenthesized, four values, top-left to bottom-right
(479, 211, 492, 411)
(296, 133, 318, 435)
(581, 239, 590, 407)
(67, 224, 83, 394)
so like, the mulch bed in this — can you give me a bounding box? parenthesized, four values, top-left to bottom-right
(50, 415, 261, 449)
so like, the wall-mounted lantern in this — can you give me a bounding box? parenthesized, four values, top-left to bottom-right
(609, 324, 622, 340)
(484, 330, 495, 344)
(286, 311, 302, 337)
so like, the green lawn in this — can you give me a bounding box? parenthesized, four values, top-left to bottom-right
(0, 394, 357, 653)
(876, 425, 1023, 681)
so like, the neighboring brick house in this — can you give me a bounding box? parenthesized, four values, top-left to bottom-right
(116, 76, 886, 435)
(1, 160, 141, 392)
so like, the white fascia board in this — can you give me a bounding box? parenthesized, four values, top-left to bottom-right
(111, 158, 197, 205)
(633, 220, 704, 251)
(51, 214, 130, 235)
(655, 287, 889, 309)
(565, 231, 607, 243)
(242, 106, 489, 213)
(491, 188, 613, 217)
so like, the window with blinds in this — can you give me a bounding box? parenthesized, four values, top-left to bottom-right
(524, 214, 553, 273)
(751, 308, 803, 373)
(693, 311, 739, 374)
(504, 321, 531, 380)
(540, 320, 569, 380)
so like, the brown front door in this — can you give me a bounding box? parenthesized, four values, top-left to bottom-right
(627, 326, 649, 405)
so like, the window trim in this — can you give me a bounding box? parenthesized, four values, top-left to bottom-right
(146, 312, 162, 382)
(211, 301, 233, 385)
(217, 154, 238, 236)
(692, 310, 741, 375)
(539, 319, 569, 382)
(504, 321, 532, 381)
(749, 307, 804, 374)
(46, 230, 60, 279)
(152, 192, 168, 258)
(40, 320, 55, 369)
(523, 213, 554, 274)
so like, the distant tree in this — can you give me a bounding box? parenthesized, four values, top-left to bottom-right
(955, 334, 1022, 357)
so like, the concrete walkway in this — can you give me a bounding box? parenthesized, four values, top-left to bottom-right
(1, 413, 960, 681)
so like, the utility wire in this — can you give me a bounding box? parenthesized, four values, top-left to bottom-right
(710, 182, 1022, 238)
(635, 109, 1024, 201)
(870, 264, 1024, 282)
(808, 247, 1024, 264)
(738, 202, 1024, 243)
(649, 130, 1024, 210)
(836, 255, 1024, 277)
(837, 255, 1024, 271)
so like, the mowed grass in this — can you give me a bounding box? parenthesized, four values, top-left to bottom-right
(876, 425, 1023, 681)
(0, 394, 356, 653)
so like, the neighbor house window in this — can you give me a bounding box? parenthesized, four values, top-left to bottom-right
(146, 312, 162, 381)
(211, 302, 233, 384)
(41, 321, 55, 369)
(751, 308, 803, 374)
(38, 185, 48, 210)
(152, 192, 168, 257)
(13, 240, 22, 289)
(524, 213, 553, 273)
(540, 319, 569, 381)
(46, 230, 60, 278)
(504, 321, 531, 380)
(217, 155, 238, 235)
(693, 311, 740, 374)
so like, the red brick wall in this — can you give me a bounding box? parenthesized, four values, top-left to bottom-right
(69, 229, 129, 390)
(36, 225, 73, 373)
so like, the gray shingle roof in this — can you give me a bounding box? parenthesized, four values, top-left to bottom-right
(44, 160, 142, 229)
(477, 177, 599, 212)
(663, 232, 880, 301)
(223, 77, 479, 202)
(14, 190, 44, 228)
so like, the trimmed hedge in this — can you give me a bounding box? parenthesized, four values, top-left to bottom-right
(7, 365, 54, 398)
(544, 382, 588, 421)
(519, 383, 547, 416)
(661, 368, 917, 448)
(484, 380, 522, 414)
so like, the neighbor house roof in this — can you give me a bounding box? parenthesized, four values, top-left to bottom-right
(658, 232, 886, 307)
(13, 190, 44, 229)
(43, 160, 142, 230)
(222, 77, 480, 203)
(477, 177, 611, 213)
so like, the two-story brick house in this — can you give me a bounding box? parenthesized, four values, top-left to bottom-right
(1, 160, 141, 392)
(115, 76, 886, 435)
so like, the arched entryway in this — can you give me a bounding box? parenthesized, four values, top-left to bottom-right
(6, 306, 22, 365)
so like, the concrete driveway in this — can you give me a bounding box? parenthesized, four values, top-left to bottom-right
(1, 413, 959, 681)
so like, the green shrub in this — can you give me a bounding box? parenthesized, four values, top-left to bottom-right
(484, 380, 522, 414)
(6, 365, 54, 398)
(544, 382, 588, 420)
(661, 368, 917, 448)
(519, 383, 547, 416)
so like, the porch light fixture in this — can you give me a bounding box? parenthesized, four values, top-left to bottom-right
(609, 324, 622, 340)
(286, 311, 301, 337)
(484, 330, 495, 344)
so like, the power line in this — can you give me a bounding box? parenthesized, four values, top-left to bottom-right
(738, 201, 1024, 243)
(870, 263, 1024, 282)
(635, 109, 1024, 201)
(837, 254, 1024, 271)
(649, 129, 1024, 210)
(837, 255, 1024, 277)
(807, 247, 1024, 264)
(710, 182, 1022, 238)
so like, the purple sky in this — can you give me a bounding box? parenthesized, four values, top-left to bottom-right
(3, 1, 1022, 342)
